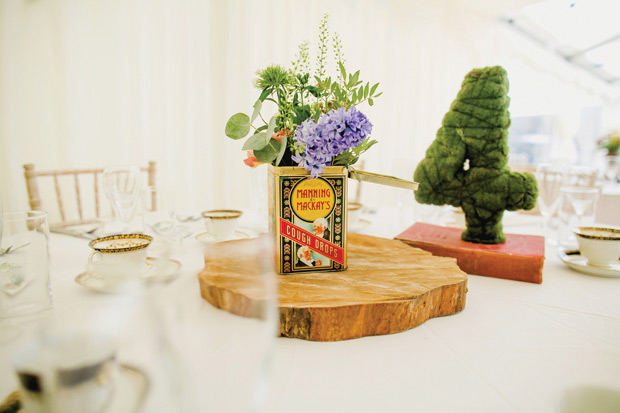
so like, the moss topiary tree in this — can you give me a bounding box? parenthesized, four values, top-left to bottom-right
(414, 66, 538, 244)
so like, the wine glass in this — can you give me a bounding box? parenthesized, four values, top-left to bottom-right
(561, 187, 600, 224)
(142, 185, 176, 237)
(103, 166, 141, 231)
(535, 163, 566, 243)
(565, 166, 599, 187)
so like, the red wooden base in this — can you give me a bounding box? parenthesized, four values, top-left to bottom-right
(395, 223, 545, 284)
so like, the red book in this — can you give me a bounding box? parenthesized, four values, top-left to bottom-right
(395, 223, 545, 284)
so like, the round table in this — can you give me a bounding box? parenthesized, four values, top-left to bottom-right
(2, 209, 619, 412)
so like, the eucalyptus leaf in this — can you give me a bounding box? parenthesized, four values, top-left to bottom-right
(266, 116, 277, 139)
(241, 132, 269, 151)
(369, 98, 374, 106)
(250, 99, 262, 124)
(254, 138, 281, 163)
(275, 135, 288, 166)
(374, 92, 383, 98)
(364, 82, 369, 98)
(225, 113, 251, 140)
(256, 124, 268, 133)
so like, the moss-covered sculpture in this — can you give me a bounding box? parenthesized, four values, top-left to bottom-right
(414, 66, 538, 244)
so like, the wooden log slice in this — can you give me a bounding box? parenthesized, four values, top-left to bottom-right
(198, 233, 467, 341)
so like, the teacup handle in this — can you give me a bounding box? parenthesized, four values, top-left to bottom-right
(89, 251, 102, 264)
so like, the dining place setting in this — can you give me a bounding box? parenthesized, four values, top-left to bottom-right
(3, 3, 620, 412)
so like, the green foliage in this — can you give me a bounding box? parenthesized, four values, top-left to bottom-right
(333, 32, 345, 83)
(225, 14, 381, 169)
(316, 13, 329, 79)
(254, 139, 281, 163)
(292, 41, 310, 75)
(332, 138, 378, 167)
(414, 66, 538, 244)
(225, 113, 250, 140)
(255, 65, 291, 90)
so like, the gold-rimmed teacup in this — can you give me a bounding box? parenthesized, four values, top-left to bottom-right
(88, 234, 152, 278)
(573, 227, 620, 267)
(201, 210, 243, 241)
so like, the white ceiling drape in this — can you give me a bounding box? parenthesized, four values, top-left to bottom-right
(0, 0, 610, 214)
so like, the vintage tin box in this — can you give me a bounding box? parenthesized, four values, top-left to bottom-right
(268, 165, 348, 274)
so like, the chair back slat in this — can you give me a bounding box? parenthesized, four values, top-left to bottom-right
(74, 173, 83, 221)
(23, 162, 156, 228)
(53, 175, 66, 222)
(148, 161, 157, 209)
(94, 172, 100, 218)
(23, 164, 43, 211)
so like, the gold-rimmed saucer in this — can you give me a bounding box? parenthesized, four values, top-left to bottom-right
(558, 249, 620, 278)
(75, 257, 182, 292)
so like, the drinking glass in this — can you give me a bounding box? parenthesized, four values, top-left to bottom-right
(558, 186, 600, 249)
(0, 211, 52, 323)
(565, 166, 599, 187)
(103, 165, 141, 230)
(142, 185, 176, 237)
(561, 187, 600, 222)
(158, 236, 277, 411)
(604, 155, 620, 183)
(535, 163, 566, 243)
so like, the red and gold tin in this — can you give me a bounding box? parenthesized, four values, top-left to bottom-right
(268, 165, 348, 274)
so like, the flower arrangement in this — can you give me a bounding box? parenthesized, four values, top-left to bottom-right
(225, 14, 381, 178)
(598, 131, 620, 155)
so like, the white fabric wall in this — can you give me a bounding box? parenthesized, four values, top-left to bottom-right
(0, 0, 615, 214)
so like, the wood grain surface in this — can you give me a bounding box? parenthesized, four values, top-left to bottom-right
(198, 233, 468, 341)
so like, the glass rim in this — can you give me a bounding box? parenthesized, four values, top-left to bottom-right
(1, 210, 48, 222)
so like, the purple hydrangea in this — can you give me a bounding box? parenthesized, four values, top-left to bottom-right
(292, 106, 372, 178)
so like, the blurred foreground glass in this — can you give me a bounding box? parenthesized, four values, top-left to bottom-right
(0, 211, 52, 323)
(535, 163, 566, 244)
(558, 187, 600, 249)
(161, 236, 277, 411)
(103, 165, 141, 232)
(12, 332, 118, 413)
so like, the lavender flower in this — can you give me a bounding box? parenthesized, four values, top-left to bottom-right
(293, 106, 372, 178)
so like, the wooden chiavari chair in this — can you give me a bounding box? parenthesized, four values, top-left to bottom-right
(23, 162, 156, 228)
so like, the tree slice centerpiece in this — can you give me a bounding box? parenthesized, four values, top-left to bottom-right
(198, 233, 467, 341)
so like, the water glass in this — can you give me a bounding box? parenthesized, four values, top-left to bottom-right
(142, 185, 176, 237)
(103, 165, 142, 230)
(565, 166, 599, 187)
(535, 163, 566, 243)
(604, 155, 620, 183)
(0, 211, 52, 323)
(558, 187, 600, 249)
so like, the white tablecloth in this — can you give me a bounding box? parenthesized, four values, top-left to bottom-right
(2, 209, 620, 413)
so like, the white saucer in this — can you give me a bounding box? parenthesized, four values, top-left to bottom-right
(558, 249, 620, 278)
(108, 364, 149, 412)
(75, 257, 182, 292)
(348, 219, 371, 233)
(195, 229, 252, 243)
